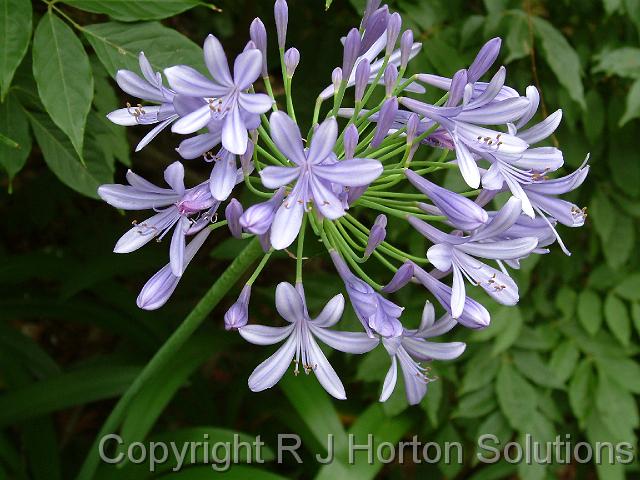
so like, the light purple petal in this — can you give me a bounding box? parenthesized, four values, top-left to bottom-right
(233, 49, 262, 90)
(135, 117, 176, 152)
(172, 104, 211, 135)
(247, 332, 298, 392)
(459, 237, 538, 260)
(238, 92, 273, 114)
(221, 105, 248, 155)
(259, 165, 300, 189)
(312, 294, 345, 327)
(309, 175, 345, 219)
(312, 158, 383, 186)
(239, 324, 294, 345)
(107, 108, 139, 126)
(97, 185, 179, 210)
(306, 334, 347, 400)
(210, 153, 237, 201)
(270, 189, 304, 250)
(113, 209, 176, 253)
(453, 137, 481, 188)
(164, 65, 228, 97)
(269, 111, 306, 165)
(472, 197, 522, 241)
(204, 34, 233, 87)
(115, 70, 165, 103)
(310, 325, 379, 354)
(402, 337, 466, 360)
(450, 266, 466, 319)
(164, 162, 185, 194)
(307, 118, 338, 164)
(379, 356, 398, 402)
(177, 131, 222, 159)
(275, 282, 305, 323)
(169, 217, 188, 276)
(427, 243, 453, 271)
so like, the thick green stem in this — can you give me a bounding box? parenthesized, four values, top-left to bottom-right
(75, 238, 263, 480)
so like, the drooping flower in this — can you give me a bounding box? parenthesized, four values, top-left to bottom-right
(409, 197, 538, 316)
(164, 35, 273, 154)
(259, 112, 383, 249)
(239, 282, 379, 399)
(98, 162, 219, 276)
(225, 284, 251, 330)
(107, 52, 201, 152)
(330, 250, 404, 337)
(136, 228, 211, 310)
(380, 301, 466, 405)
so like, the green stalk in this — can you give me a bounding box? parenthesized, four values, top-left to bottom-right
(75, 239, 264, 480)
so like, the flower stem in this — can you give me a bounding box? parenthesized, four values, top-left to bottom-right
(296, 214, 307, 283)
(75, 238, 264, 480)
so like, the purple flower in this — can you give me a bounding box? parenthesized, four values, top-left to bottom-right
(137, 228, 211, 310)
(330, 250, 404, 337)
(107, 52, 196, 152)
(239, 187, 286, 235)
(239, 282, 379, 399)
(342, 28, 361, 79)
(274, 0, 288, 49)
(409, 198, 538, 317)
(343, 124, 359, 159)
(380, 302, 465, 405)
(412, 265, 491, 329)
(225, 284, 251, 330)
(365, 214, 387, 257)
(249, 18, 268, 77)
(98, 162, 218, 276)
(164, 35, 273, 154)
(284, 48, 300, 77)
(382, 261, 414, 293)
(259, 112, 383, 249)
(405, 169, 488, 231)
(371, 97, 398, 147)
(481, 106, 565, 218)
(225, 198, 243, 238)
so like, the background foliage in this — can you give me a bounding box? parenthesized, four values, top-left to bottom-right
(1, 0, 639, 479)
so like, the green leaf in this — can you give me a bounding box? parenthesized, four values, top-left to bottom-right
(0, 93, 31, 187)
(620, 78, 640, 125)
(595, 356, 640, 394)
(495, 362, 537, 430)
(632, 303, 640, 335)
(615, 273, 640, 301)
(504, 11, 530, 63)
(0, 364, 140, 427)
(585, 413, 627, 480)
(593, 47, 640, 79)
(84, 21, 205, 77)
(590, 189, 616, 242)
(512, 350, 564, 389)
(159, 466, 287, 480)
(548, 341, 579, 383)
(626, 0, 640, 33)
(279, 373, 348, 456)
(568, 360, 594, 423)
(596, 371, 638, 440)
(532, 17, 585, 108)
(604, 213, 635, 269)
(577, 289, 602, 335)
(62, 0, 204, 21)
(517, 412, 555, 480)
(453, 384, 497, 419)
(32, 12, 93, 158)
(26, 110, 111, 198)
(585, 90, 605, 142)
(460, 348, 499, 394)
(491, 307, 523, 355)
(119, 334, 219, 450)
(602, 0, 623, 14)
(0, 0, 32, 99)
(604, 294, 631, 347)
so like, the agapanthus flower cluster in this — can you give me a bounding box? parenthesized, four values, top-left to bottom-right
(98, 0, 588, 405)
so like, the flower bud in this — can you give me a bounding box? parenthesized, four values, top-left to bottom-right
(406, 113, 419, 144)
(250, 18, 268, 77)
(274, 0, 288, 49)
(371, 97, 398, 148)
(365, 214, 387, 257)
(224, 284, 251, 330)
(362, 0, 382, 27)
(382, 261, 414, 293)
(354, 59, 370, 103)
(467, 37, 501, 83)
(331, 67, 343, 91)
(400, 29, 413, 70)
(343, 124, 359, 159)
(225, 198, 244, 238)
(385, 12, 402, 57)
(342, 28, 361, 79)
(243, 40, 256, 52)
(347, 185, 367, 205)
(284, 47, 300, 77)
(239, 187, 285, 234)
(384, 64, 397, 97)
